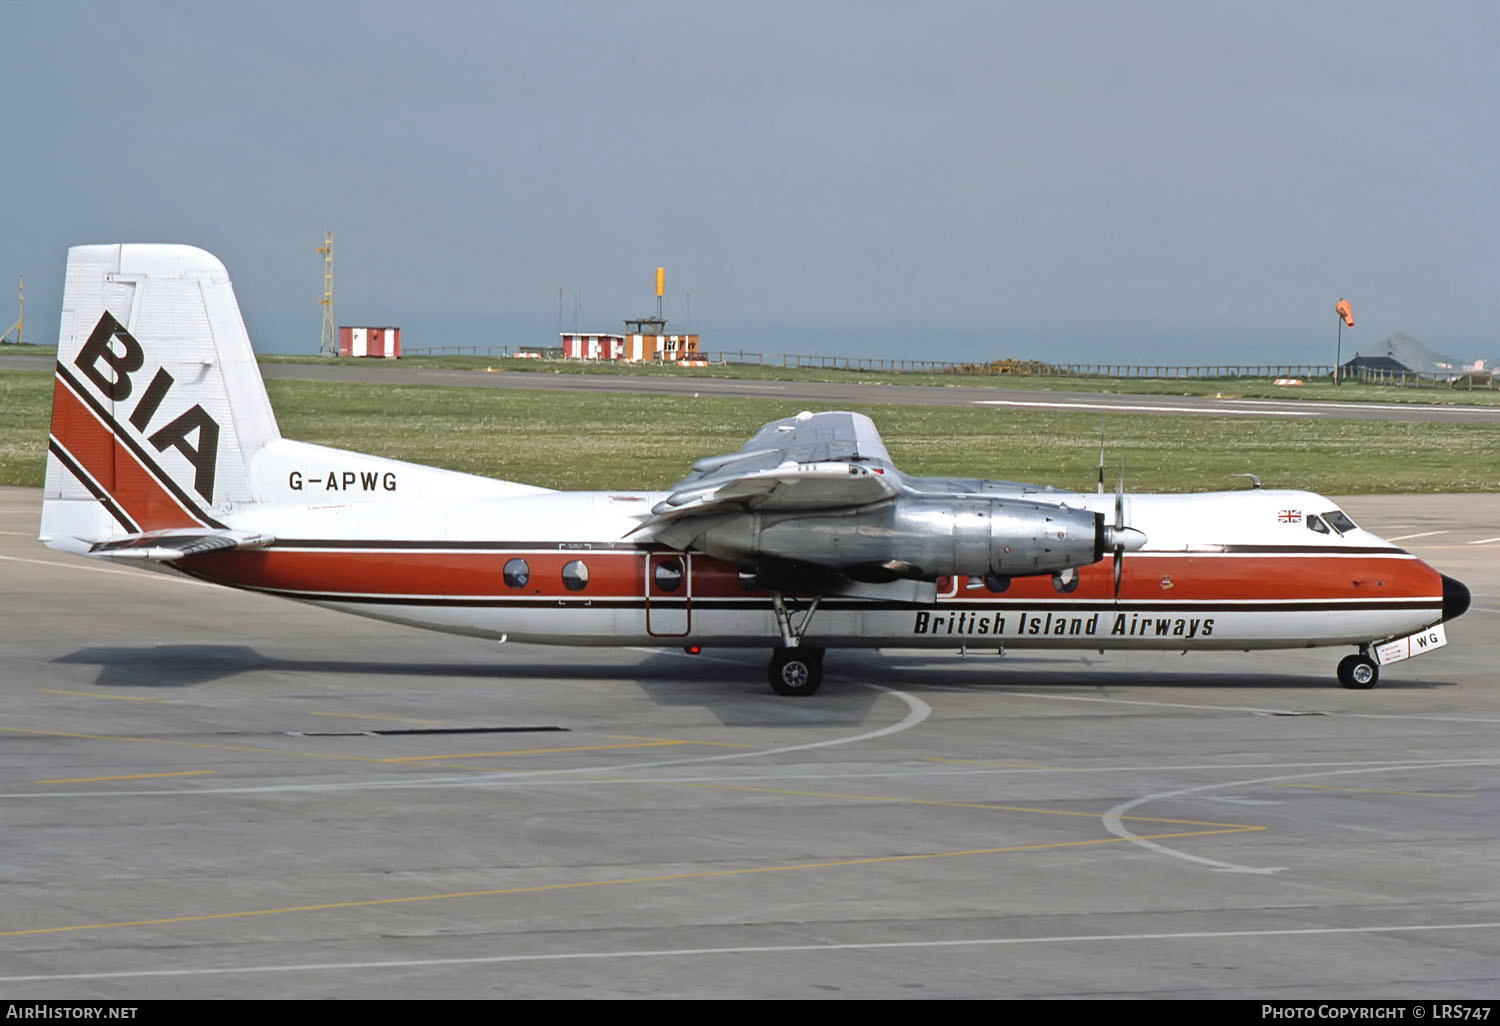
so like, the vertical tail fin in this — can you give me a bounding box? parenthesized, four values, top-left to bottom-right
(41, 244, 280, 551)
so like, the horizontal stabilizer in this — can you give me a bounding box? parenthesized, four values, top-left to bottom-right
(88, 528, 274, 562)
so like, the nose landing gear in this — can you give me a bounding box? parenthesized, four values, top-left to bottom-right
(1336, 652, 1379, 690)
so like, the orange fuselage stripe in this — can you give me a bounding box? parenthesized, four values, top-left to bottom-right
(184, 548, 1440, 603)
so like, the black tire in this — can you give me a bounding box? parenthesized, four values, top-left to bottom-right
(1337, 653, 1379, 690)
(768, 646, 824, 696)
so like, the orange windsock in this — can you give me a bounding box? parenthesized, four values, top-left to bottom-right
(1336, 299, 1354, 327)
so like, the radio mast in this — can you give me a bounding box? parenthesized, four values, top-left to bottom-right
(1, 276, 20, 344)
(317, 232, 335, 355)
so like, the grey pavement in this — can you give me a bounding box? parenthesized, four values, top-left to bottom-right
(0, 487, 1495, 998)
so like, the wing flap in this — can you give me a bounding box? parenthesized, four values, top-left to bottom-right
(652, 460, 898, 519)
(643, 411, 902, 528)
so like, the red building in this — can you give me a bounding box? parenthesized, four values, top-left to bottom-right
(338, 326, 401, 358)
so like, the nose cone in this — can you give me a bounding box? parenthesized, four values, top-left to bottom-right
(1442, 574, 1471, 622)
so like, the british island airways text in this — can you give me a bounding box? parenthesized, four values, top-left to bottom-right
(913, 611, 1214, 638)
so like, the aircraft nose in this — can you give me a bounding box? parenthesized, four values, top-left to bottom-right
(1442, 574, 1471, 622)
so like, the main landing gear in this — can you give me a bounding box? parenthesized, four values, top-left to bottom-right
(769, 646, 824, 696)
(1336, 652, 1379, 690)
(767, 592, 826, 696)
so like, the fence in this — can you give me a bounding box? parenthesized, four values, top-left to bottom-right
(698, 349, 765, 365)
(402, 345, 562, 358)
(780, 353, 978, 372)
(391, 348, 1495, 388)
(402, 345, 511, 357)
(1349, 366, 1495, 390)
(1051, 364, 1332, 379)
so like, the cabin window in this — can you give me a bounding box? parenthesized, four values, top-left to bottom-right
(561, 559, 590, 591)
(1306, 514, 1330, 535)
(502, 558, 530, 588)
(1052, 568, 1079, 594)
(984, 573, 1011, 594)
(1323, 510, 1358, 534)
(654, 558, 684, 593)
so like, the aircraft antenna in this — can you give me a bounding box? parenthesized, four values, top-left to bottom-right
(317, 231, 335, 356)
(0, 276, 20, 344)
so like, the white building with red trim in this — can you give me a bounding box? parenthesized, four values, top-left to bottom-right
(561, 318, 698, 363)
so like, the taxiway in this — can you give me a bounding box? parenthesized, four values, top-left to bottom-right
(0, 488, 1496, 998)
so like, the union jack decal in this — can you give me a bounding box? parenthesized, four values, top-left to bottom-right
(1278, 509, 1303, 523)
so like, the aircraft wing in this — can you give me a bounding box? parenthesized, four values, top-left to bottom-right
(647, 411, 901, 522)
(88, 528, 275, 562)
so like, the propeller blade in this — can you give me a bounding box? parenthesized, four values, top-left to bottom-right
(1097, 429, 1105, 495)
(1113, 461, 1126, 600)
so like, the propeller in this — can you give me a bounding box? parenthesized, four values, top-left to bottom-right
(1113, 473, 1124, 599)
(1102, 461, 1146, 601)
(1096, 430, 1105, 495)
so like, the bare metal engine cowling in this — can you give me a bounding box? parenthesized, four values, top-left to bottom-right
(655, 499, 1105, 581)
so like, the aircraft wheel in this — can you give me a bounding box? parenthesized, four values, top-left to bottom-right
(1337, 654, 1379, 690)
(768, 647, 824, 696)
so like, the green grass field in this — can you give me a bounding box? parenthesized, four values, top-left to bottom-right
(4, 368, 1497, 493)
(12, 343, 1499, 404)
(257, 352, 1500, 407)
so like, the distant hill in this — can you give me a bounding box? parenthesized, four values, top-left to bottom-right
(1343, 333, 1459, 376)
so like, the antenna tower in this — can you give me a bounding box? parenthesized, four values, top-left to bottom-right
(1, 276, 20, 344)
(317, 231, 335, 355)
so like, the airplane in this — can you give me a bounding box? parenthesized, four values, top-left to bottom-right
(39, 244, 1471, 696)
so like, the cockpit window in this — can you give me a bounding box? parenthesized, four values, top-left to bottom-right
(1323, 510, 1358, 534)
(1306, 514, 1330, 535)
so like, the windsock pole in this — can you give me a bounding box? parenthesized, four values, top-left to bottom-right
(1333, 298, 1354, 386)
(1336, 317, 1342, 386)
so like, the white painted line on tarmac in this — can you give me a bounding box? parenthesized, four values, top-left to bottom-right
(3, 756, 1494, 802)
(1227, 397, 1500, 416)
(4, 921, 1498, 981)
(1386, 530, 1449, 541)
(1467, 536, 1500, 545)
(0, 554, 217, 587)
(934, 685, 1500, 724)
(1102, 758, 1495, 875)
(973, 399, 1319, 416)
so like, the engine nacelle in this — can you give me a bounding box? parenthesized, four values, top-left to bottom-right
(657, 498, 1105, 580)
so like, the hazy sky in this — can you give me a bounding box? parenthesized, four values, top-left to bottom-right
(2, 1, 1494, 364)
